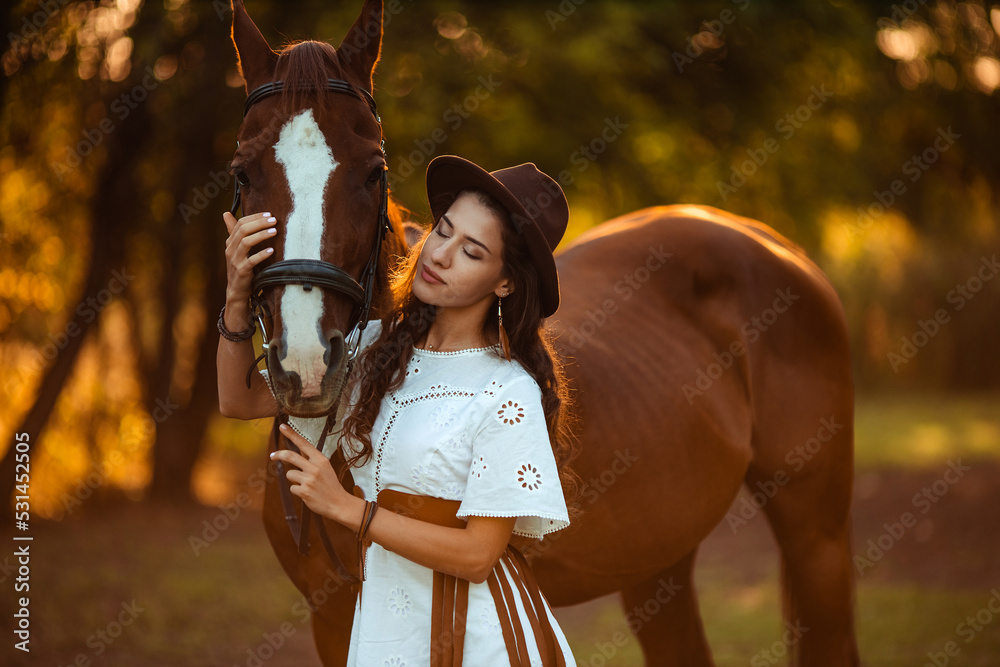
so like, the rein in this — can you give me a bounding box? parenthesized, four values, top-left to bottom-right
(234, 77, 392, 585)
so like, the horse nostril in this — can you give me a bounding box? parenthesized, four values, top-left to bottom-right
(326, 334, 345, 368)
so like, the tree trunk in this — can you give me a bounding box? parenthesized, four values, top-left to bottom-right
(145, 22, 234, 501)
(0, 86, 152, 519)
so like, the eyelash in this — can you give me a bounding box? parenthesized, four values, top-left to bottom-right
(435, 227, 481, 260)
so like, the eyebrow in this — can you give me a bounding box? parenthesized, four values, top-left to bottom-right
(442, 215, 492, 255)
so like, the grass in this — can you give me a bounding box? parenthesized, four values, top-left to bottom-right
(7, 391, 999, 665)
(854, 391, 1000, 470)
(5, 505, 313, 667)
(16, 505, 998, 666)
(556, 577, 1000, 667)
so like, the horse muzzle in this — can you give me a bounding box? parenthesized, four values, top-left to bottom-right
(267, 329, 350, 417)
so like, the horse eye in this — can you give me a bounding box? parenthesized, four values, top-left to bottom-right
(365, 166, 383, 186)
(234, 167, 251, 187)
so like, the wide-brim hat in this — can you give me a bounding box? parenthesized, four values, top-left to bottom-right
(425, 155, 569, 318)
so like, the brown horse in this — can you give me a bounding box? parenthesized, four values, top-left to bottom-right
(228, 1, 859, 665)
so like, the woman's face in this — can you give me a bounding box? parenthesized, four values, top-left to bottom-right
(412, 191, 512, 310)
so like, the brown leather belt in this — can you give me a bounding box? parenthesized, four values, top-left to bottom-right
(355, 487, 566, 667)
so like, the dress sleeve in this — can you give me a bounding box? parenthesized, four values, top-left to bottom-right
(456, 374, 570, 538)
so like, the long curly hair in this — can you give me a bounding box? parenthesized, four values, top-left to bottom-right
(340, 188, 581, 516)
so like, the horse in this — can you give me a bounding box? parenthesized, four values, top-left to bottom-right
(227, 1, 859, 665)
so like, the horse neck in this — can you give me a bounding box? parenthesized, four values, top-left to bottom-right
(370, 195, 411, 320)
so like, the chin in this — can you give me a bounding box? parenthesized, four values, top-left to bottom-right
(412, 280, 447, 307)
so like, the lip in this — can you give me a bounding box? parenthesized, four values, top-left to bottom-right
(420, 264, 445, 285)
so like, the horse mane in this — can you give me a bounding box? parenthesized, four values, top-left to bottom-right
(271, 40, 365, 116)
(371, 195, 421, 318)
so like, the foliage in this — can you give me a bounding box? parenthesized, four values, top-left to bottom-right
(0, 0, 998, 507)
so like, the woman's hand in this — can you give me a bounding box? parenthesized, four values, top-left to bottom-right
(272, 423, 517, 582)
(270, 423, 356, 523)
(222, 211, 277, 308)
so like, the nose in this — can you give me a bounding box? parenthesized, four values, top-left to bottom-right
(430, 237, 451, 267)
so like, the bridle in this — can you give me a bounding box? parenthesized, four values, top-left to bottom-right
(232, 78, 393, 376)
(232, 77, 394, 585)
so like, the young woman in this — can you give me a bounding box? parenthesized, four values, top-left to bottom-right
(218, 155, 579, 665)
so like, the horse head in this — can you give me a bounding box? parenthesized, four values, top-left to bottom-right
(230, 0, 403, 417)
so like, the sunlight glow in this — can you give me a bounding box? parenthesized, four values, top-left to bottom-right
(106, 35, 133, 82)
(877, 22, 937, 68)
(877, 27, 920, 61)
(820, 207, 919, 290)
(632, 130, 676, 165)
(153, 55, 178, 81)
(971, 56, 1000, 93)
(434, 12, 468, 40)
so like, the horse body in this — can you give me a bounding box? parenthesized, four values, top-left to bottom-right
(227, 1, 858, 664)
(536, 205, 857, 664)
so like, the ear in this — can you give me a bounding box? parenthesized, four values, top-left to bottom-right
(337, 0, 383, 93)
(402, 221, 427, 249)
(231, 0, 278, 93)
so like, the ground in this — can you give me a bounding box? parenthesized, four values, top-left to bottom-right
(4, 392, 999, 666)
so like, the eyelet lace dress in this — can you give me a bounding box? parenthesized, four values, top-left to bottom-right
(268, 319, 574, 666)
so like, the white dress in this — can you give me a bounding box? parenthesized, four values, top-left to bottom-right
(272, 319, 575, 666)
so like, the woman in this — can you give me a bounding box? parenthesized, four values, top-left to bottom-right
(218, 155, 579, 665)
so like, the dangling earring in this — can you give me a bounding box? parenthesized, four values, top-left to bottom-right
(498, 291, 511, 361)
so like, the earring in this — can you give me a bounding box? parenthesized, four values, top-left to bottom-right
(498, 292, 511, 361)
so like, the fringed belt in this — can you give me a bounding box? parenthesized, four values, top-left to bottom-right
(354, 487, 566, 667)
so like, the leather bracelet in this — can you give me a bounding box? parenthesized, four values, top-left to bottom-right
(357, 500, 378, 582)
(359, 500, 379, 542)
(217, 305, 256, 342)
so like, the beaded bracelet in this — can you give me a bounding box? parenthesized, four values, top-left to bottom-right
(217, 305, 256, 342)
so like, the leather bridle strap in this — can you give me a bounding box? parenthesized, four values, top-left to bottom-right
(242, 78, 378, 120)
(271, 413, 359, 585)
(238, 76, 389, 585)
(253, 259, 365, 303)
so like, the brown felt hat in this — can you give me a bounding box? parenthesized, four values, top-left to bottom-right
(425, 155, 569, 318)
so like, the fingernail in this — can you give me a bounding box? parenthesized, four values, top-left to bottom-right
(279, 423, 288, 429)
(267, 217, 276, 223)
(269, 451, 276, 458)
(266, 228, 276, 235)
(263, 212, 271, 217)
(266, 248, 274, 253)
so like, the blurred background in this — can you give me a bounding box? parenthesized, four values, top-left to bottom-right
(1, 0, 998, 665)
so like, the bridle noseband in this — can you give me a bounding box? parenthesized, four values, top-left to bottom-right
(232, 78, 393, 370)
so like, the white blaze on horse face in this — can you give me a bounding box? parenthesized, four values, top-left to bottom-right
(274, 109, 338, 398)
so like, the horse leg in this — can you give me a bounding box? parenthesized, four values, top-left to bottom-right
(311, 593, 355, 667)
(620, 550, 714, 667)
(747, 418, 860, 666)
(755, 488, 858, 665)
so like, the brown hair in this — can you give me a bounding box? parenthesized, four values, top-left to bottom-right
(341, 188, 581, 516)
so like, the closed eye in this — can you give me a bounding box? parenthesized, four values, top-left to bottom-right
(435, 226, 482, 260)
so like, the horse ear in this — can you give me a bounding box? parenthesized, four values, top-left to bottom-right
(230, 0, 278, 92)
(337, 0, 383, 93)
